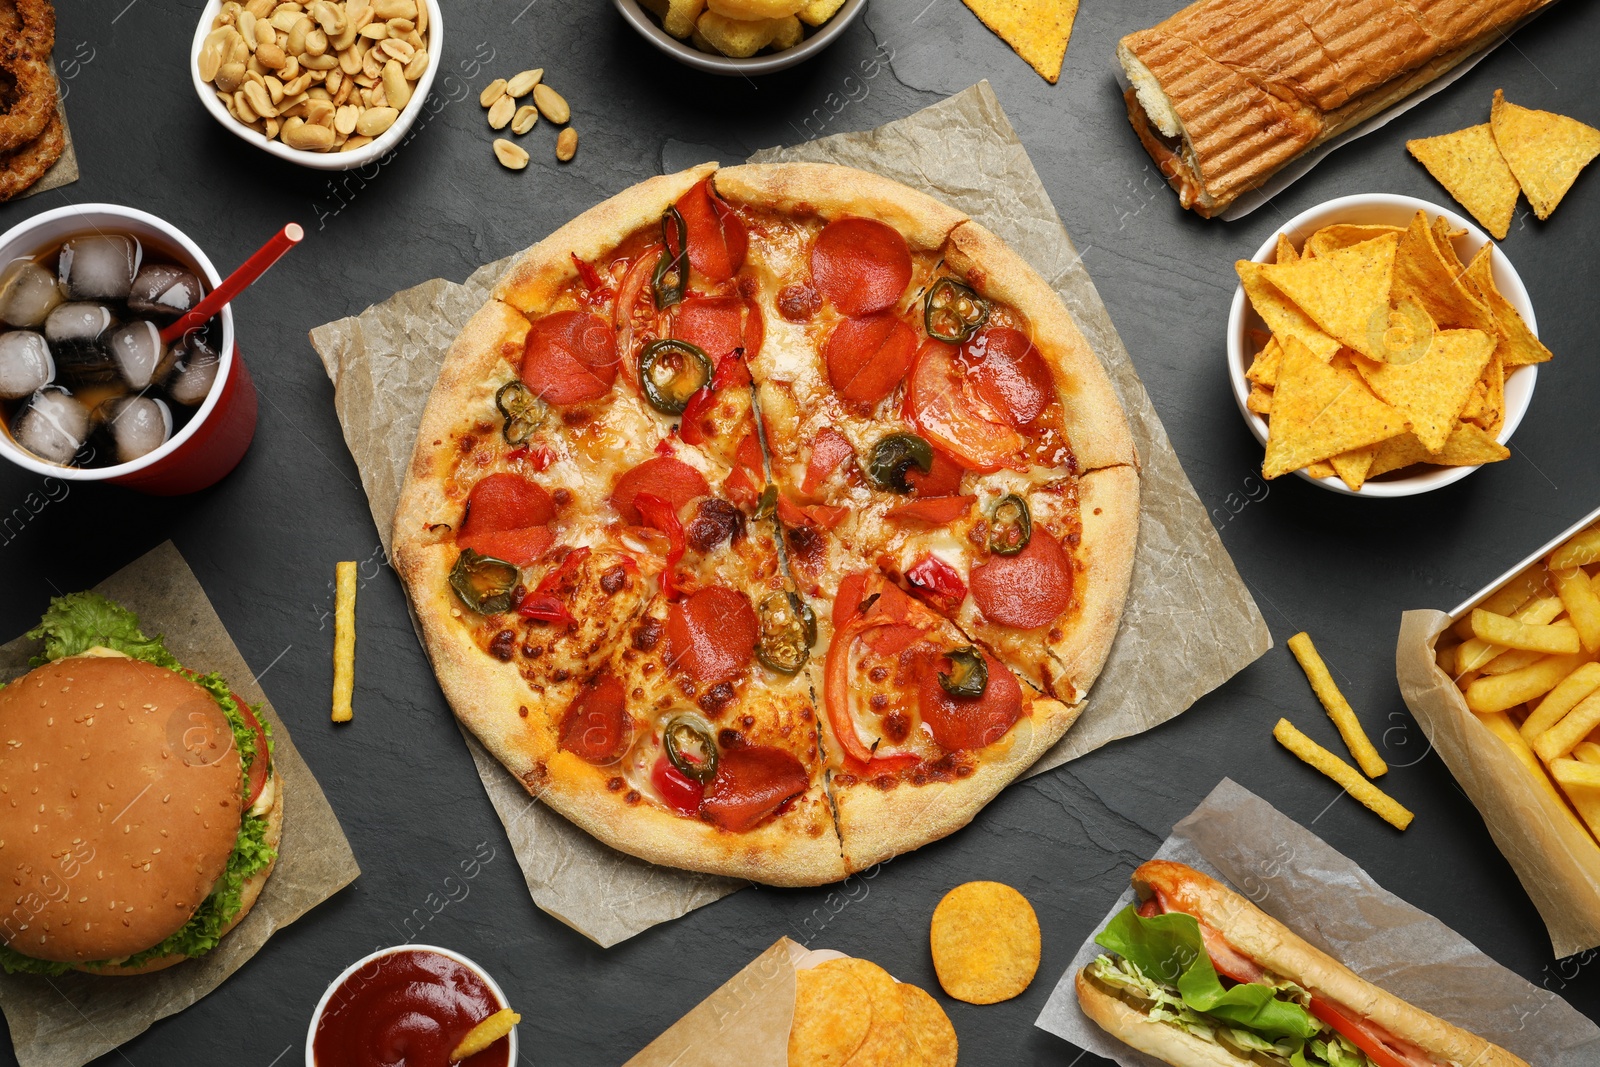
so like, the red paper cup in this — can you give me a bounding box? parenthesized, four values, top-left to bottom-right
(0, 204, 253, 495)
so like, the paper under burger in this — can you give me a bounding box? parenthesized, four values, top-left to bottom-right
(0, 594, 280, 976)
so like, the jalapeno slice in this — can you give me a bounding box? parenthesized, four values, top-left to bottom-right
(664, 713, 719, 784)
(449, 549, 520, 615)
(653, 205, 690, 309)
(757, 591, 816, 674)
(989, 494, 1032, 556)
(865, 432, 934, 494)
(639, 338, 713, 415)
(756, 483, 778, 520)
(938, 646, 989, 698)
(924, 278, 990, 344)
(495, 380, 545, 445)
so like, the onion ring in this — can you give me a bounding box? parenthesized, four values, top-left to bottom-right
(0, 0, 57, 156)
(0, 110, 63, 202)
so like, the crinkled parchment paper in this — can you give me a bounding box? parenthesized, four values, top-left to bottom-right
(623, 937, 802, 1067)
(308, 81, 1267, 947)
(1038, 778, 1600, 1065)
(0, 542, 360, 1067)
(1399, 609, 1600, 958)
(11, 69, 80, 203)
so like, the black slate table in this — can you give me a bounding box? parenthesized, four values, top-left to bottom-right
(3, 1, 1599, 1063)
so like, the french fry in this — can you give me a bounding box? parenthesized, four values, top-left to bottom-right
(1520, 661, 1600, 739)
(1533, 689, 1600, 762)
(1469, 609, 1581, 654)
(1477, 711, 1583, 827)
(1551, 527, 1600, 571)
(333, 561, 357, 723)
(1574, 741, 1600, 766)
(1551, 758, 1600, 791)
(1552, 566, 1600, 653)
(1454, 593, 1566, 671)
(450, 1008, 520, 1062)
(1286, 632, 1387, 777)
(1452, 569, 1544, 639)
(1480, 647, 1548, 676)
(1272, 719, 1413, 830)
(1466, 653, 1588, 713)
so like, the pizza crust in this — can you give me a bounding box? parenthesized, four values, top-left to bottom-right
(714, 162, 968, 252)
(1045, 464, 1140, 699)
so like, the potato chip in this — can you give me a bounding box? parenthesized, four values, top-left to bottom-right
(1464, 246, 1552, 367)
(1262, 341, 1405, 479)
(900, 984, 958, 1067)
(1275, 233, 1299, 264)
(930, 881, 1041, 1005)
(1236, 261, 1342, 362)
(1491, 89, 1600, 220)
(1304, 224, 1403, 259)
(813, 959, 908, 1065)
(1246, 336, 1284, 387)
(1352, 329, 1493, 452)
(961, 0, 1080, 84)
(798, 0, 847, 26)
(1391, 211, 1495, 335)
(789, 963, 872, 1067)
(1407, 125, 1520, 240)
(1258, 233, 1398, 361)
(1329, 443, 1379, 492)
(1367, 419, 1508, 478)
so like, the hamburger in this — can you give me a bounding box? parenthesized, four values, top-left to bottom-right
(0, 593, 281, 975)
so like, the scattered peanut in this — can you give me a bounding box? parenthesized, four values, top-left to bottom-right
(487, 94, 515, 130)
(479, 79, 508, 108)
(511, 104, 538, 136)
(556, 126, 578, 162)
(493, 139, 529, 170)
(532, 83, 569, 125)
(506, 68, 543, 98)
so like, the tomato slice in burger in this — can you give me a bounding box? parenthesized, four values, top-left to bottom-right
(235, 698, 271, 810)
(1310, 998, 1435, 1067)
(907, 339, 1025, 472)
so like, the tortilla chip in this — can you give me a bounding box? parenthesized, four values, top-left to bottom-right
(1467, 350, 1506, 435)
(1262, 340, 1406, 479)
(811, 959, 909, 1065)
(1247, 336, 1284, 387)
(1236, 260, 1342, 362)
(1491, 89, 1600, 220)
(1459, 374, 1489, 424)
(901, 984, 958, 1067)
(1407, 125, 1521, 240)
(1304, 224, 1403, 259)
(1353, 329, 1494, 452)
(1392, 211, 1495, 334)
(1304, 460, 1337, 479)
(961, 0, 1079, 84)
(1247, 384, 1273, 414)
(1464, 245, 1552, 367)
(1275, 233, 1299, 264)
(1330, 443, 1382, 491)
(930, 881, 1041, 1004)
(1258, 233, 1398, 362)
(1366, 294, 1435, 366)
(1369, 423, 1510, 478)
(790, 963, 873, 1067)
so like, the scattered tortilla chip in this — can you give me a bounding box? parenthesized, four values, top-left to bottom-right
(1392, 211, 1495, 334)
(930, 881, 1041, 1005)
(808, 959, 908, 1065)
(1247, 336, 1284, 387)
(1304, 224, 1403, 259)
(1464, 246, 1552, 367)
(1261, 341, 1406, 479)
(1330, 444, 1381, 491)
(789, 963, 873, 1067)
(1407, 125, 1521, 240)
(798, 0, 847, 26)
(961, 0, 1080, 84)
(1236, 261, 1342, 363)
(900, 984, 958, 1067)
(1304, 459, 1337, 479)
(1275, 232, 1299, 264)
(1247, 384, 1273, 414)
(1259, 233, 1399, 361)
(1491, 89, 1600, 220)
(1353, 329, 1493, 452)
(1368, 423, 1509, 477)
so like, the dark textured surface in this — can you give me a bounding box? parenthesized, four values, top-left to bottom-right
(1, 1, 1597, 1063)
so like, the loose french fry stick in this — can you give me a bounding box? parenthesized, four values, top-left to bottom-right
(1533, 690, 1600, 762)
(1551, 528, 1600, 571)
(1521, 662, 1600, 739)
(1272, 719, 1413, 830)
(451, 1009, 520, 1062)
(1286, 633, 1387, 777)
(1574, 741, 1600, 766)
(333, 561, 357, 723)
(1553, 566, 1600, 653)
(1467, 653, 1588, 713)
(1470, 609, 1581, 654)
(1478, 711, 1583, 825)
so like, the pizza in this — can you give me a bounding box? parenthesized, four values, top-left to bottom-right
(393, 162, 1139, 885)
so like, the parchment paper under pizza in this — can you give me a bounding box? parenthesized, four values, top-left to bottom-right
(393, 162, 1139, 885)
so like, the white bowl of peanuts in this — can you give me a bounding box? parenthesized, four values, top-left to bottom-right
(191, 0, 442, 171)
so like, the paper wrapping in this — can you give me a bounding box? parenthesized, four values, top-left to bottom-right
(0, 542, 360, 1067)
(1037, 779, 1600, 1066)
(308, 81, 1268, 947)
(10, 66, 80, 203)
(622, 937, 803, 1067)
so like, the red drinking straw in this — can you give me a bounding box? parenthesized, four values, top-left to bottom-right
(160, 222, 305, 344)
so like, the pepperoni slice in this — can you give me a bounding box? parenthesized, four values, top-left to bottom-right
(917, 649, 1023, 750)
(558, 676, 633, 764)
(908, 339, 1025, 472)
(521, 310, 619, 405)
(456, 526, 555, 566)
(969, 530, 1074, 629)
(675, 178, 748, 283)
(801, 425, 855, 495)
(667, 586, 758, 683)
(611, 457, 710, 525)
(460, 473, 557, 537)
(887, 495, 973, 524)
(823, 312, 919, 407)
(905, 446, 964, 497)
(673, 296, 764, 363)
(961, 327, 1054, 426)
(700, 745, 808, 832)
(810, 218, 912, 316)
(776, 494, 849, 531)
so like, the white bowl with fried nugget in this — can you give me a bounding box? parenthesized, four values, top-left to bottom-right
(1227, 193, 1540, 498)
(614, 0, 865, 76)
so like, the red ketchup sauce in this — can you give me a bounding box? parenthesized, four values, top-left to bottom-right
(312, 949, 511, 1067)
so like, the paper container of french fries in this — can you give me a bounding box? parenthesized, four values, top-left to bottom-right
(1398, 504, 1600, 957)
(622, 937, 958, 1066)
